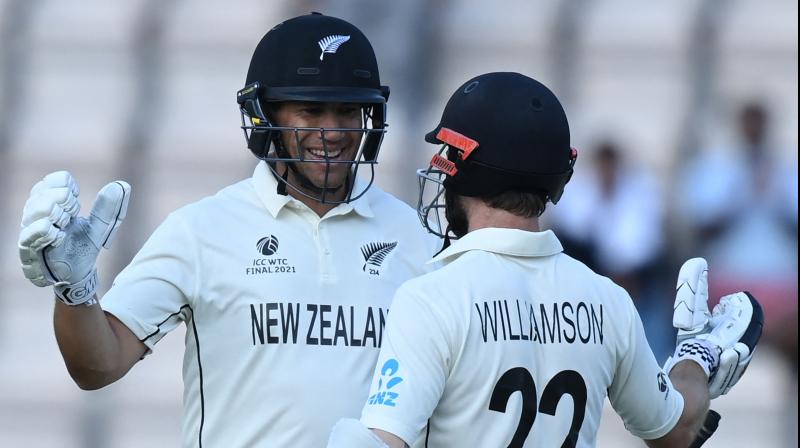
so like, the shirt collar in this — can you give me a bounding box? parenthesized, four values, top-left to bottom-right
(252, 161, 374, 219)
(430, 227, 563, 264)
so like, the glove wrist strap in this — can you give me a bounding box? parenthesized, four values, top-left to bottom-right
(54, 269, 99, 306)
(668, 338, 719, 378)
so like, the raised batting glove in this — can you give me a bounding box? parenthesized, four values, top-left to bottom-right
(664, 259, 764, 398)
(18, 171, 131, 306)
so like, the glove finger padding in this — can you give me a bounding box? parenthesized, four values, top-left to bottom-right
(673, 257, 710, 338)
(664, 290, 763, 399)
(20, 245, 54, 287)
(704, 292, 763, 398)
(87, 181, 131, 249)
(700, 292, 763, 352)
(19, 218, 65, 252)
(22, 187, 81, 228)
(31, 171, 80, 197)
(708, 347, 744, 398)
(24, 171, 81, 227)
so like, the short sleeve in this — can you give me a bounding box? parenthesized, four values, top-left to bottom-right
(101, 212, 197, 354)
(608, 302, 684, 440)
(359, 284, 461, 445)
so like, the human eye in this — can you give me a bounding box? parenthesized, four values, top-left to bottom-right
(300, 106, 323, 116)
(339, 105, 361, 116)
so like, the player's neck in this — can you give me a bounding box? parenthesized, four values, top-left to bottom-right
(464, 199, 540, 233)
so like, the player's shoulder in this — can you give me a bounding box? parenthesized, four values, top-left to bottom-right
(365, 184, 418, 220)
(395, 253, 467, 302)
(389, 268, 452, 319)
(160, 178, 263, 232)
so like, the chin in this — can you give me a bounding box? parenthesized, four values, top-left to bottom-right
(315, 171, 350, 187)
(315, 180, 347, 192)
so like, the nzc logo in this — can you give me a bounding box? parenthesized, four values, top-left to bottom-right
(657, 371, 668, 393)
(257, 235, 279, 256)
(368, 358, 403, 407)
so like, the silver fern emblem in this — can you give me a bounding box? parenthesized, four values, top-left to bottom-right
(318, 34, 351, 60)
(361, 241, 398, 271)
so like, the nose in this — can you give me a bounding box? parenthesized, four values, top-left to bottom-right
(316, 111, 348, 142)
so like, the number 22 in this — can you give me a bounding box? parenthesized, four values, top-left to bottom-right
(488, 368, 587, 448)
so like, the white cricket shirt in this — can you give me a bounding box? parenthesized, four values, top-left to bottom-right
(359, 228, 684, 447)
(102, 162, 439, 448)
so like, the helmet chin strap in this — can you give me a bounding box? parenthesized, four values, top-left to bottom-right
(433, 226, 453, 257)
(272, 137, 291, 196)
(277, 164, 289, 196)
(430, 190, 468, 256)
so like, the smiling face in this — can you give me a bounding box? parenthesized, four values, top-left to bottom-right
(272, 101, 364, 202)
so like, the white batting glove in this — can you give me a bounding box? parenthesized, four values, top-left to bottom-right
(18, 171, 131, 306)
(672, 257, 710, 341)
(664, 258, 717, 378)
(703, 292, 763, 398)
(663, 258, 764, 399)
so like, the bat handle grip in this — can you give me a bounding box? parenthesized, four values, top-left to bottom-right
(689, 409, 721, 448)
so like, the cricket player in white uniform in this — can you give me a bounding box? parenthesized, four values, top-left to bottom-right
(328, 72, 764, 448)
(17, 13, 437, 447)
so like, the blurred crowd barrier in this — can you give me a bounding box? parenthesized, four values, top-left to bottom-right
(0, 0, 796, 446)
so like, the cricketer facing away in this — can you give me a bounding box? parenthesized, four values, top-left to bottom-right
(327, 72, 764, 448)
(18, 13, 438, 448)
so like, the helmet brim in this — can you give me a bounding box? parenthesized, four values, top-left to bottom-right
(264, 86, 387, 104)
(424, 127, 441, 144)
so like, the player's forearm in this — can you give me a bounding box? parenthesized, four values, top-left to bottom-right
(53, 298, 131, 389)
(646, 361, 710, 447)
(670, 360, 710, 436)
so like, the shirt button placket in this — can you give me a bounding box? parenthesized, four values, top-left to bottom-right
(316, 223, 333, 282)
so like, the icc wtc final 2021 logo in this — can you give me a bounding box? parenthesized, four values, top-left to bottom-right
(247, 235, 296, 275)
(257, 235, 279, 256)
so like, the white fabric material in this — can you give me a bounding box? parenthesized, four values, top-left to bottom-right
(328, 418, 390, 448)
(702, 292, 760, 398)
(665, 258, 717, 377)
(19, 171, 130, 305)
(360, 228, 683, 447)
(672, 258, 711, 339)
(710, 341, 753, 398)
(663, 338, 719, 378)
(101, 162, 439, 448)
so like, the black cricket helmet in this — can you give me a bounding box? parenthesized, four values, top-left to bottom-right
(417, 72, 577, 237)
(237, 12, 390, 203)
